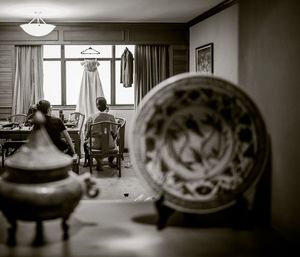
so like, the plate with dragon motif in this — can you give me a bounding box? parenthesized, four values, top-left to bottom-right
(129, 73, 269, 213)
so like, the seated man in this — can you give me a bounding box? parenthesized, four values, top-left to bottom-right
(84, 97, 117, 171)
(36, 99, 75, 156)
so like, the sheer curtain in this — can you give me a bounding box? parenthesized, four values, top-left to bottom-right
(12, 45, 44, 115)
(134, 45, 169, 106)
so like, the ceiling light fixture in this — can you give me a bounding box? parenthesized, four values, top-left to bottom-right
(20, 12, 55, 37)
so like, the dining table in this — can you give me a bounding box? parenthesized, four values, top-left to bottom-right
(0, 122, 81, 157)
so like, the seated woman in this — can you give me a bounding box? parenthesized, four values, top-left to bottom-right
(84, 97, 117, 171)
(25, 104, 37, 126)
(36, 99, 75, 156)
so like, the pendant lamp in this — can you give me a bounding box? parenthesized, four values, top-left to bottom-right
(20, 14, 55, 37)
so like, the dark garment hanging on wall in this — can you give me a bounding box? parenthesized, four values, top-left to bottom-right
(120, 47, 133, 88)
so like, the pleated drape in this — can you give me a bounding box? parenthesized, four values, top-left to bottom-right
(12, 45, 44, 115)
(134, 45, 169, 106)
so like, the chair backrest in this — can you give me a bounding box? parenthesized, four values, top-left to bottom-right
(7, 114, 27, 124)
(69, 112, 85, 133)
(89, 121, 121, 153)
(115, 117, 126, 154)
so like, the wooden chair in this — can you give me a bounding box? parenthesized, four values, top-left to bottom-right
(6, 114, 27, 124)
(86, 121, 123, 177)
(115, 117, 126, 160)
(67, 112, 85, 166)
(68, 112, 85, 133)
(72, 154, 80, 174)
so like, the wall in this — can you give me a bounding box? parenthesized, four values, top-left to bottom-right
(239, 0, 300, 242)
(0, 45, 14, 119)
(189, 4, 238, 84)
(189, 0, 300, 242)
(0, 23, 189, 45)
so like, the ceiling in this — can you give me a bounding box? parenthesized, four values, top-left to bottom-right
(0, 0, 223, 23)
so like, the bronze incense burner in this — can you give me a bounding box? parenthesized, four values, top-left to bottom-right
(0, 112, 96, 246)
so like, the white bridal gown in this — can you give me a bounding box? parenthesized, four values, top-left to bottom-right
(75, 59, 105, 119)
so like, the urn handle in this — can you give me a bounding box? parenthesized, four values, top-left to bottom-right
(83, 177, 100, 198)
(78, 173, 100, 198)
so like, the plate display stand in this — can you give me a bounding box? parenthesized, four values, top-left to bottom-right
(154, 194, 175, 230)
(154, 190, 256, 230)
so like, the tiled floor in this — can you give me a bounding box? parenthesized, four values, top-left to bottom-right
(78, 153, 156, 201)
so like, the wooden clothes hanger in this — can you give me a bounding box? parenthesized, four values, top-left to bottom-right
(81, 47, 100, 55)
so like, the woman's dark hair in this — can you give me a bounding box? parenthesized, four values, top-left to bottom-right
(96, 97, 107, 112)
(36, 99, 51, 115)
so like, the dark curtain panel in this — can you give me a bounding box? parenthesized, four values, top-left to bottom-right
(134, 45, 169, 106)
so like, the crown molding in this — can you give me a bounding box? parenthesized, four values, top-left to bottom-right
(187, 0, 237, 27)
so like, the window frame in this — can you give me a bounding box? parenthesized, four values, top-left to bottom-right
(43, 45, 134, 109)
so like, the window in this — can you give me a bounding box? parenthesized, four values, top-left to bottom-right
(43, 45, 135, 106)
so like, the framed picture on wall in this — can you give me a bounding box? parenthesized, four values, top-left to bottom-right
(195, 43, 214, 74)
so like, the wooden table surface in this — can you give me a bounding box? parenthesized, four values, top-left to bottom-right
(0, 200, 289, 257)
(0, 126, 81, 157)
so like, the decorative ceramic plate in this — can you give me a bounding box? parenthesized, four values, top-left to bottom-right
(129, 73, 269, 213)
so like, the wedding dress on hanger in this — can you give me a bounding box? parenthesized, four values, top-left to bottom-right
(75, 58, 105, 120)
